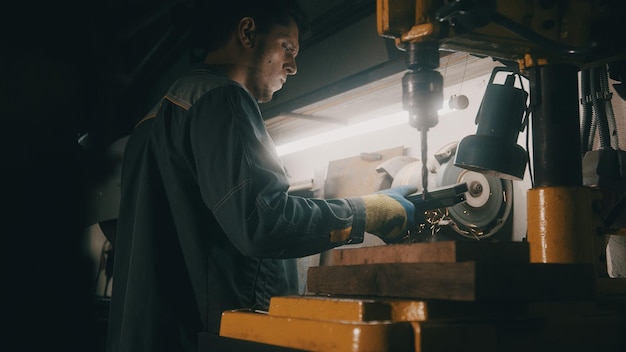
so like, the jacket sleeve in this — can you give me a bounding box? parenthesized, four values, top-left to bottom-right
(188, 85, 365, 258)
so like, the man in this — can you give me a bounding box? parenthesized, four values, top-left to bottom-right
(106, 1, 417, 351)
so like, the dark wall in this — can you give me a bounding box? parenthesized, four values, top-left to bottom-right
(2, 2, 95, 351)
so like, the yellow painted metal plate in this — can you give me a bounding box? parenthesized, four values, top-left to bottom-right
(269, 296, 391, 321)
(221, 297, 621, 351)
(219, 310, 414, 352)
(269, 295, 488, 322)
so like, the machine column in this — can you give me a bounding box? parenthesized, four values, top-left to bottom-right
(526, 64, 602, 266)
(530, 64, 582, 186)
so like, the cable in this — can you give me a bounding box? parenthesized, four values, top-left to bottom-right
(599, 64, 619, 149)
(517, 72, 534, 188)
(591, 65, 612, 149)
(580, 68, 594, 153)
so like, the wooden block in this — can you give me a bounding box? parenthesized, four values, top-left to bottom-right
(307, 262, 595, 301)
(330, 240, 529, 265)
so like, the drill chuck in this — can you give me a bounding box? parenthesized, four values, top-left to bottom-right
(402, 69, 443, 130)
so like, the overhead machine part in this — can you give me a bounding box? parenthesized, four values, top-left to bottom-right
(377, 0, 626, 272)
(377, 0, 445, 195)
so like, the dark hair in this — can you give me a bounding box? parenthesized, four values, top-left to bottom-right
(191, 0, 309, 54)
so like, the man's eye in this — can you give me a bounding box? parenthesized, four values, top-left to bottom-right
(283, 44, 296, 55)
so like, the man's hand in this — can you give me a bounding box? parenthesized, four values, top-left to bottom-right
(361, 185, 417, 243)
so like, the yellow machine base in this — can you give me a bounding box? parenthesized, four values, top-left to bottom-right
(218, 295, 626, 352)
(219, 309, 500, 352)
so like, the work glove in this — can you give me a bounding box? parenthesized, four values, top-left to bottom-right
(361, 185, 417, 243)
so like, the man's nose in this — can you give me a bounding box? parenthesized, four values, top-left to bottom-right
(286, 58, 297, 76)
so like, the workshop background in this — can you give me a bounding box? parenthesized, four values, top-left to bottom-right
(3, 0, 626, 351)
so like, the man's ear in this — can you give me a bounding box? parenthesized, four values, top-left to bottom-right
(238, 17, 256, 48)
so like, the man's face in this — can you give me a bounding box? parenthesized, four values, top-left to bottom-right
(246, 19, 299, 103)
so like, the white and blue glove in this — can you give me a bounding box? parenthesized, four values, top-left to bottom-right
(361, 185, 417, 243)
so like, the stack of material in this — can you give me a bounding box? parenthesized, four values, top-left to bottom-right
(219, 241, 626, 352)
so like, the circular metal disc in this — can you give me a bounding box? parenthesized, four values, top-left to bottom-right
(437, 161, 513, 239)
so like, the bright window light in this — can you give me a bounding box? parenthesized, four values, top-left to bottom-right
(275, 105, 456, 156)
(275, 111, 409, 156)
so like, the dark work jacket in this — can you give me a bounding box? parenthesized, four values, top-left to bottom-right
(105, 64, 366, 352)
